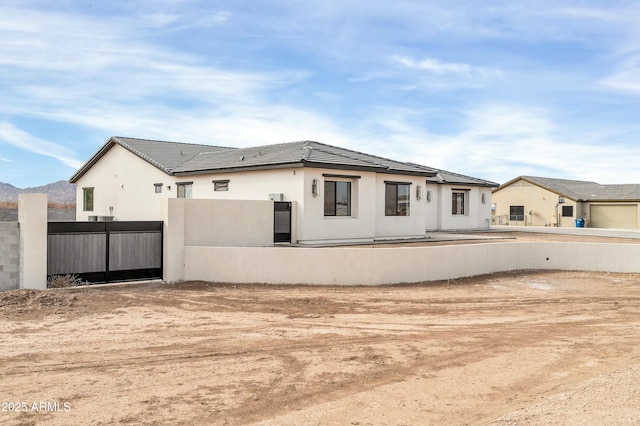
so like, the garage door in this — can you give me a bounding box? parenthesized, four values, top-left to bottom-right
(590, 205, 638, 229)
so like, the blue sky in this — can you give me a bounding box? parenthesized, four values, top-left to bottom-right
(1, 0, 640, 188)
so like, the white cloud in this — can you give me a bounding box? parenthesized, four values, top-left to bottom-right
(354, 103, 640, 185)
(600, 52, 640, 94)
(1, 1, 640, 188)
(0, 3, 316, 150)
(141, 13, 181, 27)
(0, 122, 84, 169)
(385, 55, 503, 92)
(140, 10, 230, 30)
(392, 55, 475, 75)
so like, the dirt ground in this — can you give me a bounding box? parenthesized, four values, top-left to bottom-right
(1, 233, 640, 425)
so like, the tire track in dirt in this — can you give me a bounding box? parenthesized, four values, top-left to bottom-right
(2, 270, 640, 425)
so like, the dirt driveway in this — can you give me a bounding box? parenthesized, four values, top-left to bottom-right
(2, 263, 640, 425)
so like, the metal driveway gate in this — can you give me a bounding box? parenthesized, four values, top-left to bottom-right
(47, 221, 163, 283)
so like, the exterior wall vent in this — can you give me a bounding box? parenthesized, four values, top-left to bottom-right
(269, 193, 284, 202)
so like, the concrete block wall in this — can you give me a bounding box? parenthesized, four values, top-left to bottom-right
(0, 222, 20, 291)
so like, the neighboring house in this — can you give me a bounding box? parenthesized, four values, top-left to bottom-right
(492, 175, 640, 229)
(70, 136, 497, 244)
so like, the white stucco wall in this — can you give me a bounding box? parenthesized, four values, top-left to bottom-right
(74, 145, 492, 242)
(299, 169, 377, 243)
(426, 184, 492, 231)
(75, 146, 305, 222)
(475, 187, 494, 229)
(182, 168, 305, 202)
(424, 183, 441, 231)
(75, 144, 170, 221)
(375, 174, 428, 239)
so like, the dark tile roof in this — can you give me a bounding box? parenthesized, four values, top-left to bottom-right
(113, 137, 230, 174)
(70, 136, 229, 182)
(173, 140, 435, 175)
(72, 136, 494, 184)
(408, 164, 499, 187)
(173, 141, 309, 173)
(498, 176, 640, 201)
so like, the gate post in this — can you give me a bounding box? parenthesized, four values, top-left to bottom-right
(161, 198, 186, 282)
(19, 193, 47, 290)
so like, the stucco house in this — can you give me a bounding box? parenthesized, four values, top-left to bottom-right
(492, 175, 640, 229)
(70, 136, 497, 244)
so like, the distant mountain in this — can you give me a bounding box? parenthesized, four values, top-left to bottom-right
(0, 180, 76, 204)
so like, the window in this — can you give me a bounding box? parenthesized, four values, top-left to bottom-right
(213, 180, 229, 192)
(324, 181, 351, 216)
(177, 182, 193, 199)
(452, 190, 467, 215)
(154, 183, 163, 193)
(385, 182, 410, 216)
(510, 206, 525, 221)
(82, 187, 94, 211)
(562, 205, 574, 217)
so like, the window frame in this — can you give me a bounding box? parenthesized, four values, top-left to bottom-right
(452, 189, 469, 216)
(82, 187, 94, 212)
(154, 183, 163, 194)
(176, 182, 193, 199)
(562, 205, 574, 217)
(510, 205, 525, 221)
(385, 181, 411, 216)
(324, 180, 352, 217)
(213, 179, 230, 192)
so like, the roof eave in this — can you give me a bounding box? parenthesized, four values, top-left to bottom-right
(69, 137, 118, 183)
(304, 162, 436, 176)
(172, 160, 438, 177)
(172, 162, 306, 176)
(584, 198, 639, 202)
(428, 179, 499, 188)
(450, 182, 499, 188)
(493, 176, 578, 200)
(70, 136, 175, 183)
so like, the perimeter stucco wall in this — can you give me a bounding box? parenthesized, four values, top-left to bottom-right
(183, 242, 640, 285)
(182, 199, 274, 246)
(18, 194, 47, 290)
(161, 198, 276, 282)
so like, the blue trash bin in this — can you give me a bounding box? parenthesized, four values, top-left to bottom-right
(575, 218, 585, 228)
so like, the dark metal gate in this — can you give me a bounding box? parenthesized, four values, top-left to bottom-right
(274, 202, 291, 243)
(47, 221, 163, 283)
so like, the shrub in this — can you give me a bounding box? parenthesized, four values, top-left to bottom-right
(47, 274, 86, 289)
